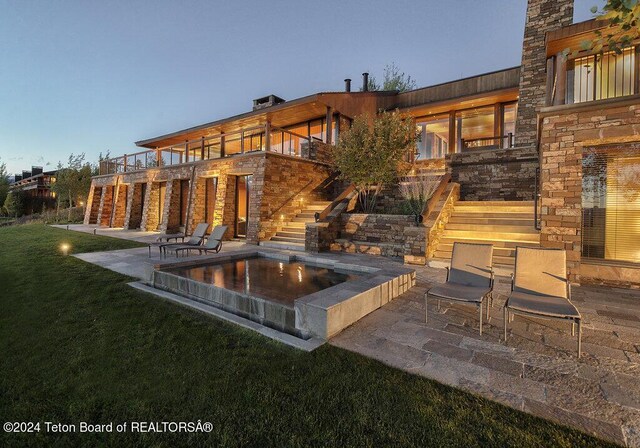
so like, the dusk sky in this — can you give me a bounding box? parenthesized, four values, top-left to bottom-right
(0, 0, 603, 176)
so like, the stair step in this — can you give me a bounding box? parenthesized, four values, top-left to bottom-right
(445, 223, 539, 233)
(456, 201, 534, 207)
(270, 235, 305, 243)
(434, 245, 516, 258)
(448, 216, 535, 226)
(303, 205, 328, 211)
(442, 230, 540, 242)
(451, 212, 534, 219)
(276, 230, 305, 239)
(281, 225, 306, 232)
(259, 241, 305, 251)
(292, 217, 316, 223)
(438, 237, 540, 248)
(452, 206, 534, 213)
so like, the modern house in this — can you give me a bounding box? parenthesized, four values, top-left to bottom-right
(86, 0, 640, 287)
(9, 166, 58, 214)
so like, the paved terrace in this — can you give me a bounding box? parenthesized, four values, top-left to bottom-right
(60, 225, 640, 446)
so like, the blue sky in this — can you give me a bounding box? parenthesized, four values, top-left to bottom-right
(0, 0, 603, 175)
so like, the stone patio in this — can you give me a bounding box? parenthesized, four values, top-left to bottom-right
(331, 265, 640, 447)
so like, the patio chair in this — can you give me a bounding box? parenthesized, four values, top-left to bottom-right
(147, 223, 209, 258)
(425, 242, 494, 334)
(154, 232, 186, 243)
(504, 247, 582, 358)
(171, 225, 229, 257)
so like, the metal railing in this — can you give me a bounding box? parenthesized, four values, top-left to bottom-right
(99, 124, 315, 175)
(461, 133, 514, 151)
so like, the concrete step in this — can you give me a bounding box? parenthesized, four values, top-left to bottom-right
(281, 225, 306, 232)
(438, 237, 540, 248)
(276, 230, 305, 239)
(259, 241, 305, 251)
(444, 223, 539, 234)
(452, 206, 534, 213)
(303, 204, 329, 211)
(448, 216, 535, 226)
(451, 212, 534, 219)
(292, 217, 316, 223)
(270, 235, 305, 243)
(296, 212, 316, 219)
(457, 201, 535, 207)
(442, 230, 540, 242)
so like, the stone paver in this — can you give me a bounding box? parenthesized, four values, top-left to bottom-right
(331, 265, 640, 447)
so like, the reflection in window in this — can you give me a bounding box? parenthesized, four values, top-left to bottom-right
(415, 115, 449, 159)
(567, 47, 636, 104)
(456, 107, 495, 150)
(582, 146, 640, 263)
(503, 103, 517, 147)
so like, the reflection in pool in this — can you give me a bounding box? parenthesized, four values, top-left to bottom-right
(167, 256, 360, 305)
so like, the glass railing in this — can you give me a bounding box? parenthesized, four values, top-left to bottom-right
(98, 124, 315, 174)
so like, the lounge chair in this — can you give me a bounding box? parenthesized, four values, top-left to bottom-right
(171, 225, 229, 257)
(154, 232, 186, 243)
(425, 242, 494, 334)
(504, 247, 582, 358)
(147, 223, 209, 258)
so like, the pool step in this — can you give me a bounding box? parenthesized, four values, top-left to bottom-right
(259, 241, 305, 251)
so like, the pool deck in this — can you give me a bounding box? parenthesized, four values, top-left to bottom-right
(65, 224, 640, 446)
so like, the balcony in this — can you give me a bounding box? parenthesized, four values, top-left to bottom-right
(99, 124, 323, 175)
(461, 133, 515, 151)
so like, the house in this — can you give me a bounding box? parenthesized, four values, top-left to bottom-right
(9, 166, 58, 214)
(86, 0, 640, 287)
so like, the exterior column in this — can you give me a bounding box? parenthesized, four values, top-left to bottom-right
(325, 106, 333, 144)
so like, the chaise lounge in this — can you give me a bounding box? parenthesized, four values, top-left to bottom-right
(425, 242, 495, 334)
(148, 223, 209, 258)
(504, 246, 582, 358)
(170, 225, 228, 257)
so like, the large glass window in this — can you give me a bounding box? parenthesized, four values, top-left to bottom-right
(456, 106, 496, 151)
(567, 47, 636, 104)
(309, 118, 325, 141)
(582, 146, 640, 263)
(502, 103, 517, 147)
(415, 114, 450, 159)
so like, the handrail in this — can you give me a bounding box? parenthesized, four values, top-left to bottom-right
(534, 167, 541, 230)
(461, 133, 514, 150)
(316, 184, 356, 222)
(422, 173, 451, 220)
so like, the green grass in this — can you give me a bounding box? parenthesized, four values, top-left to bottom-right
(0, 224, 615, 447)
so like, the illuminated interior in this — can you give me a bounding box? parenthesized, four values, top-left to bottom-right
(416, 114, 449, 159)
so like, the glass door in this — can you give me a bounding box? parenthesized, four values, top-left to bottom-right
(235, 175, 252, 238)
(158, 182, 166, 228)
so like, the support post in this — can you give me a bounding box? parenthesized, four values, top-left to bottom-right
(264, 121, 271, 152)
(325, 106, 333, 144)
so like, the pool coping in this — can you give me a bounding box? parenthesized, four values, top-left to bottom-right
(148, 248, 416, 343)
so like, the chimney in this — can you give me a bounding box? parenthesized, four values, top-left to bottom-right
(31, 166, 43, 176)
(252, 94, 285, 111)
(14, 174, 22, 182)
(344, 78, 351, 92)
(362, 73, 369, 92)
(22, 170, 31, 179)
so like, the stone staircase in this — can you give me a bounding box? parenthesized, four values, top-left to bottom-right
(429, 201, 540, 273)
(259, 200, 331, 251)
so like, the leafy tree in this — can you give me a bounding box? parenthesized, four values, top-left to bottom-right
(332, 111, 416, 213)
(363, 63, 417, 92)
(582, 1, 640, 54)
(3, 189, 25, 218)
(52, 153, 93, 220)
(0, 159, 9, 209)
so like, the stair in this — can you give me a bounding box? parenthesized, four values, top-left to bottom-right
(259, 200, 331, 251)
(429, 201, 540, 273)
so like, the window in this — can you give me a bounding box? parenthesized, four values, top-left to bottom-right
(456, 107, 495, 150)
(502, 103, 517, 147)
(567, 47, 636, 104)
(309, 119, 325, 141)
(582, 145, 640, 263)
(415, 114, 450, 159)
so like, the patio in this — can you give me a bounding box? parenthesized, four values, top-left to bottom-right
(331, 265, 640, 447)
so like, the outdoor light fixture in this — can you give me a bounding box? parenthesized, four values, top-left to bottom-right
(60, 243, 70, 256)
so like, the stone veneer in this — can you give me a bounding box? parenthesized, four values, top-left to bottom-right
(85, 152, 332, 244)
(539, 97, 640, 284)
(515, 0, 573, 147)
(448, 148, 538, 201)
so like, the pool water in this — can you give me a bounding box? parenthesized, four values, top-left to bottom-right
(167, 256, 360, 305)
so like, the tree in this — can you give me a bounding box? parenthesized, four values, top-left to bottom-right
(332, 111, 416, 213)
(0, 159, 9, 209)
(582, 1, 640, 54)
(3, 189, 25, 218)
(52, 153, 93, 221)
(363, 63, 417, 92)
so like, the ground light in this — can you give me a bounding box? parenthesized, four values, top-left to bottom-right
(60, 243, 70, 256)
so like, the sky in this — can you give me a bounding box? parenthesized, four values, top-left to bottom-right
(0, 0, 603, 176)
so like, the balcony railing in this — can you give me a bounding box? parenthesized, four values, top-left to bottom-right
(461, 133, 514, 151)
(99, 124, 318, 175)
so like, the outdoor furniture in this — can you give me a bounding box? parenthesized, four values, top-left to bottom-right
(155, 232, 186, 243)
(147, 223, 209, 258)
(171, 225, 228, 257)
(425, 242, 494, 334)
(504, 247, 582, 358)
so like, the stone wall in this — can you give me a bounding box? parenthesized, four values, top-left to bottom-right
(539, 98, 640, 283)
(85, 186, 101, 224)
(86, 152, 332, 244)
(448, 148, 538, 201)
(424, 182, 460, 259)
(125, 183, 144, 229)
(515, 0, 574, 147)
(111, 184, 128, 227)
(98, 186, 113, 227)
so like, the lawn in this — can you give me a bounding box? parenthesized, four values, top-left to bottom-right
(0, 224, 615, 447)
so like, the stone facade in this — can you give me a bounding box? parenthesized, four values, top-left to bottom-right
(539, 98, 640, 283)
(85, 152, 332, 244)
(515, 0, 573, 147)
(448, 148, 538, 201)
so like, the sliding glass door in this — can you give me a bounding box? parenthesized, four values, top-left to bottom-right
(235, 175, 252, 238)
